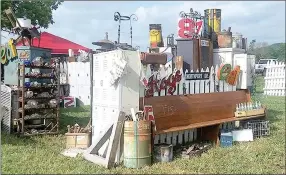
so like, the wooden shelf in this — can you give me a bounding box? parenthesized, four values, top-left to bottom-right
(18, 107, 57, 113)
(19, 96, 56, 101)
(155, 114, 266, 134)
(19, 75, 56, 79)
(15, 116, 57, 121)
(17, 63, 60, 136)
(24, 116, 57, 120)
(18, 86, 58, 91)
(24, 124, 45, 128)
(20, 64, 56, 69)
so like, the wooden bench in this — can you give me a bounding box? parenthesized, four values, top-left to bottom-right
(140, 90, 266, 145)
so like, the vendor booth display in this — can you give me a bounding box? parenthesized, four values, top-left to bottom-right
(0, 6, 273, 173)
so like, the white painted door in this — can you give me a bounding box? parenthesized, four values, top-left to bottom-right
(234, 54, 248, 89)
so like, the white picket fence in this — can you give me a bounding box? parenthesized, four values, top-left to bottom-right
(142, 64, 237, 145)
(264, 61, 285, 96)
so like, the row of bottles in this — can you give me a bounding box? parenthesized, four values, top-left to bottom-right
(236, 101, 262, 112)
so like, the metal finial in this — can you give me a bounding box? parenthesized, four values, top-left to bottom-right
(105, 32, 108, 40)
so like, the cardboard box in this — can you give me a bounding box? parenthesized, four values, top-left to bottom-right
(68, 57, 76, 62)
(235, 107, 265, 118)
(65, 132, 91, 149)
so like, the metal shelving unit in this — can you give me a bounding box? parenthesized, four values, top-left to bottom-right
(16, 63, 60, 136)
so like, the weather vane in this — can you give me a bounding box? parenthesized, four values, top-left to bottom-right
(114, 12, 138, 46)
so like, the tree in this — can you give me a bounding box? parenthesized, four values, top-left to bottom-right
(1, 0, 63, 31)
(277, 43, 285, 62)
(248, 39, 256, 54)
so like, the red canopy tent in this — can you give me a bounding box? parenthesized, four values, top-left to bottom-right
(16, 31, 91, 55)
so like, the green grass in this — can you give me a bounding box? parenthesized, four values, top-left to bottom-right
(253, 75, 265, 94)
(1, 76, 285, 174)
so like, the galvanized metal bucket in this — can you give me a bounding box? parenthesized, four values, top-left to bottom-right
(124, 120, 151, 168)
(154, 143, 173, 162)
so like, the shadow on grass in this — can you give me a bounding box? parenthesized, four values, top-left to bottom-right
(266, 109, 284, 122)
(266, 109, 284, 132)
(254, 90, 264, 94)
(60, 112, 90, 134)
(1, 133, 37, 146)
(60, 105, 90, 113)
(1, 106, 91, 145)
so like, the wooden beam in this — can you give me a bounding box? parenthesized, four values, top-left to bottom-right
(88, 124, 113, 154)
(140, 52, 167, 65)
(154, 114, 265, 134)
(83, 111, 125, 169)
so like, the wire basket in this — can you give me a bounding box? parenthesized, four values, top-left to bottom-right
(243, 120, 270, 138)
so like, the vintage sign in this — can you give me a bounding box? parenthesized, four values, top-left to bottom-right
(1, 39, 18, 64)
(217, 64, 240, 85)
(144, 105, 156, 132)
(185, 72, 210, 80)
(227, 65, 241, 86)
(217, 64, 232, 81)
(1, 47, 7, 64)
(144, 105, 154, 121)
(175, 56, 183, 70)
(149, 24, 163, 48)
(177, 18, 203, 39)
(64, 96, 76, 108)
(201, 40, 209, 47)
(8, 39, 17, 58)
(18, 50, 30, 61)
(145, 70, 182, 97)
(140, 68, 148, 87)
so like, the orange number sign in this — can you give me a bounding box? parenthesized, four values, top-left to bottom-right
(217, 64, 241, 85)
(227, 66, 240, 86)
(217, 64, 232, 80)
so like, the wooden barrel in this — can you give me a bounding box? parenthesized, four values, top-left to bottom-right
(124, 120, 151, 168)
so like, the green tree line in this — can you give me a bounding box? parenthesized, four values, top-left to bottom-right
(248, 40, 285, 63)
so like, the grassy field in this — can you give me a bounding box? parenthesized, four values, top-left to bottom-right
(1, 76, 285, 174)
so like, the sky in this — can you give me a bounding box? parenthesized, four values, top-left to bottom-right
(1, 1, 285, 51)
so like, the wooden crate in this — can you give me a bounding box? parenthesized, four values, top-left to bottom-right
(234, 111, 247, 118)
(235, 107, 265, 118)
(65, 132, 91, 149)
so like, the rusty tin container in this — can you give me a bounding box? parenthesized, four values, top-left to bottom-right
(140, 52, 167, 65)
(204, 9, 222, 36)
(124, 120, 152, 169)
(154, 143, 173, 162)
(217, 31, 232, 48)
(149, 24, 163, 48)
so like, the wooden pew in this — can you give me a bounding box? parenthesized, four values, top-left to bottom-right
(139, 90, 266, 145)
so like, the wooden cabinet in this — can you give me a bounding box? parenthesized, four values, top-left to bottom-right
(176, 38, 199, 71)
(176, 38, 213, 71)
(199, 38, 213, 69)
